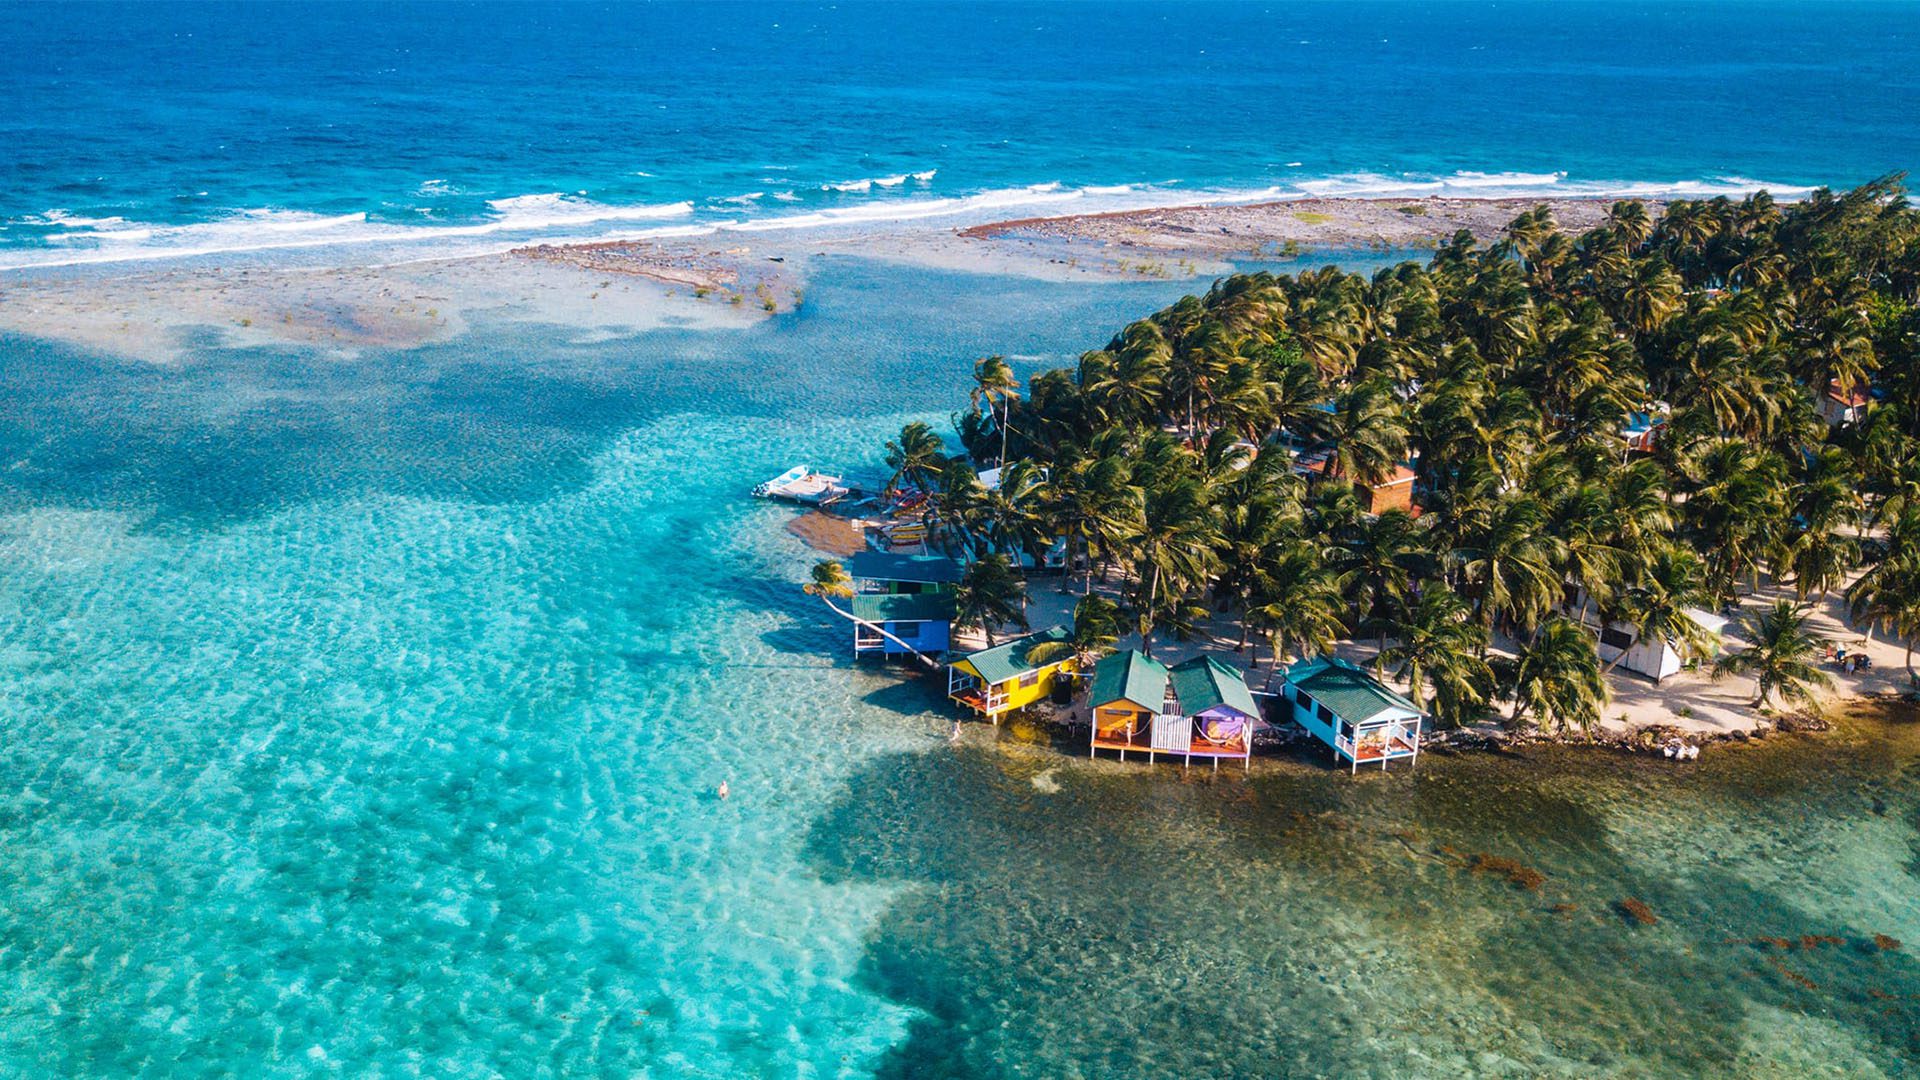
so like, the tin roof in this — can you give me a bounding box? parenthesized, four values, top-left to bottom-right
(846, 551, 964, 585)
(1285, 657, 1421, 725)
(1169, 655, 1260, 717)
(960, 626, 1072, 684)
(1089, 649, 1169, 709)
(849, 592, 956, 623)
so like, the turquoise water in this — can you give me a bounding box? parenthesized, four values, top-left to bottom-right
(4, 1, 1919, 269)
(0, 259, 1916, 1075)
(5, 1, 1920, 1071)
(0, 264, 1201, 1074)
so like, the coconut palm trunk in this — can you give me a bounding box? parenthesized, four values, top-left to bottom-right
(817, 598, 942, 670)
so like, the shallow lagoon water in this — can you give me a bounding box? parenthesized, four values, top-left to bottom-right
(0, 260, 1915, 1077)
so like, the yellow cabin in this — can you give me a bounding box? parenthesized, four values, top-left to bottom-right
(947, 626, 1075, 718)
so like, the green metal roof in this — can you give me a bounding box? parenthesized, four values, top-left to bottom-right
(1169, 655, 1260, 718)
(848, 592, 956, 623)
(1089, 649, 1169, 709)
(1285, 658, 1420, 724)
(960, 625, 1072, 684)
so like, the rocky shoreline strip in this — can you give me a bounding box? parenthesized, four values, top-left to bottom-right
(958, 196, 1646, 260)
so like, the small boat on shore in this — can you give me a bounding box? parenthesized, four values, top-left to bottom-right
(754, 465, 850, 506)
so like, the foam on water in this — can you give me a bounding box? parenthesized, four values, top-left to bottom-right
(0, 170, 1829, 273)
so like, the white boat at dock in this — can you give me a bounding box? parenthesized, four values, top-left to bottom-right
(753, 465, 852, 506)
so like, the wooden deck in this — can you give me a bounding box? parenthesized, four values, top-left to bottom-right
(1091, 733, 1249, 758)
(951, 689, 1005, 714)
(1352, 736, 1417, 761)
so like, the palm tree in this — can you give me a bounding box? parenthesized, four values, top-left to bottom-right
(1304, 379, 1409, 486)
(1248, 541, 1345, 676)
(952, 554, 1027, 648)
(1775, 445, 1863, 601)
(1684, 440, 1788, 601)
(1602, 546, 1719, 683)
(971, 355, 1021, 466)
(1128, 475, 1221, 657)
(1847, 549, 1920, 683)
(804, 559, 854, 601)
(1027, 594, 1121, 669)
(1607, 200, 1655, 249)
(1714, 600, 1832, 710)
(1609, 255, 1683, 340)
(1167, 320, 1237, 437)
(1087, 321, 1169, 425)
(965, 458, 1048, 569)
(884, 421, 948, 495)
(1453, 492, 1566, 637)
(1213, 475, 1296, 651)
(1331, 509, 1427, 653)
(1508, 617, 1609, 735)
(1380, 585, 1492, 728)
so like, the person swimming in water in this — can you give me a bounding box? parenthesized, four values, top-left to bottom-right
(717, 780, 730, 801)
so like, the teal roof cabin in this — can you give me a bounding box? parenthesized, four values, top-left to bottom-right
(1281, 657, 1422, 772)
(1088, 648, 1170, 713)
(847, 590, 953, 658)
(1088, 649, 1257, 767)
(947, 626, 1076, 717)
(846, 552, 962, 594)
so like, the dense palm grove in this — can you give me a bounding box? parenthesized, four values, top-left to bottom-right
(883, 179, 1920, 733)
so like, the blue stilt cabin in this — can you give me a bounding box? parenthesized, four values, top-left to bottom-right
(843, 551, 959, 658)
(1280, 657, 1423, 772)
(848, 592, 954, 657)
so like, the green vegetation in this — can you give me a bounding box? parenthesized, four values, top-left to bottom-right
(1027, 595, 1121, 668)
(884, 178, 1920, 729)
(804, 559, 854, 601)
(952, 554, 1027, 648)
(1715, 600, 1833, 709)
(1293, 211, 1332, 225)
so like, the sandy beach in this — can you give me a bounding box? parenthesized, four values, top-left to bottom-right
(0, 195, 1641, 362)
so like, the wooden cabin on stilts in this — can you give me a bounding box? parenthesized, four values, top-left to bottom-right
(1087, 650, 1258, 771)
(1279, 657, 1423, 772)
(947, 627, 1076, 721)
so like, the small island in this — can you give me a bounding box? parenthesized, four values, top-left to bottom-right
(789, 178, 1920, 762)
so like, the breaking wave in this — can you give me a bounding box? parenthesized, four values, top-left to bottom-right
(0, 171, 1821, 272)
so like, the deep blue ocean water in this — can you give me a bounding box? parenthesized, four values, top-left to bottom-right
(5, 0, 1919, 269)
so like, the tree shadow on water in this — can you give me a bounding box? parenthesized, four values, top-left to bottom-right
(805, 746, 1920, 1078)
(805, 749, 1490, 1078)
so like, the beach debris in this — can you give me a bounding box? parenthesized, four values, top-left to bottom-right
(1874, 934, 1903, 952)
(1660, 739, 1700, 760)
(1616, 898, 1659, 925)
